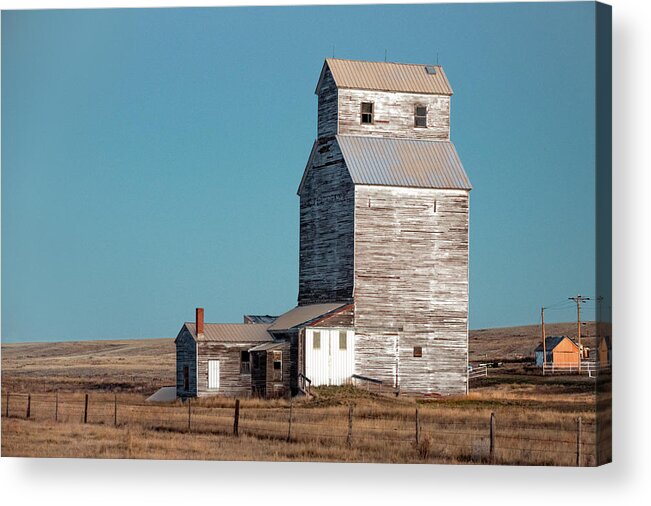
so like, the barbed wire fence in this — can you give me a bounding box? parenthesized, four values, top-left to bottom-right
(2, 390, 600, 466)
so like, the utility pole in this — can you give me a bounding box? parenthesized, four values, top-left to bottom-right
(596, 296, 604, 341)
(541, 306, 547, 375)
(569, 295, 590, 371)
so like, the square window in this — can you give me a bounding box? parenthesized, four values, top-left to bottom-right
(361, 102, 374, 124)
(339, 331, 347, 350)
(415, 105, 427, 128)
(313, 331, 321, 350)
(413, 346, 423, 358)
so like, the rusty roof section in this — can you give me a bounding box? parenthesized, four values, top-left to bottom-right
(184, 322, 272, 343)
(320, 58, 453, 96)
(336, 135, 471, 190)
(267, 302, 349, 332)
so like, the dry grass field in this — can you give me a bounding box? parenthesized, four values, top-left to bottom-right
(1, 323, 611, 465)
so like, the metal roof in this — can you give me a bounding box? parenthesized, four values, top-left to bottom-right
(248, 342, 286, 352)
(267, 302, 349, 332)
(184, 322, 272, 343)
(321, 58, 453, 96)
(336, 135, 472, 190)
(534, 336, 579, 352)
(243, 315, 278, 324)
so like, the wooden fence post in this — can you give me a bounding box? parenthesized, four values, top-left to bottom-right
(114, 394, 118, 427)
(415, 407, 421, 445)
(347, 405, 353, 447)
(26, 394, 31, 419)
(287, 400, 293, 442)
(489, 412, 495, 464)
(55, 392, 59, 422)
(83, 393, 89, 424)
(233, 399, 240, 437)
(576, 416, 582, 467)
(187, 398, 192, 432)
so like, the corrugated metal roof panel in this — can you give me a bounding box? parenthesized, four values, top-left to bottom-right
(267, 303, 349, 332)
(243, 315, 278, 324)
(185, 323, 272, 343)
(336, 135, 472, 190)
(324, 58, 453, 96)
(249, 342, 286, 352)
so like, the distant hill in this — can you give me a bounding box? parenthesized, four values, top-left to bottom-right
(469, 322, 598, 362)
(1, 322, 601, 392)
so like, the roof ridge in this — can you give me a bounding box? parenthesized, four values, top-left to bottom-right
(326, 57, 442, 69)
(185, 322, 270, 326)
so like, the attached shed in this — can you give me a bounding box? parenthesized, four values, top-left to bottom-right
(175, 308, 272, 398)
(535, 336, 580, 367)
(249, 341, 291, 398)
(267, 302, 355, 390)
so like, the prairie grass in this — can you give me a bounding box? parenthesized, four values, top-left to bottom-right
(1, 382, 606, 466)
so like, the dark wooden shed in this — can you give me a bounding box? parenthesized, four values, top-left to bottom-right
(249, 341, 291, 398)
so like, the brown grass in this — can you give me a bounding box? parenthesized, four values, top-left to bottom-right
(1, 383, 606, 466)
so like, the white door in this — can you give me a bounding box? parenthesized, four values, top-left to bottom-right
(329, 330, 354, 385)
(208, 360, 220, 389)
(305, 328, 354, 386)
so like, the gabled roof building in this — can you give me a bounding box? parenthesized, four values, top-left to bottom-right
(176, 58, 471, 398)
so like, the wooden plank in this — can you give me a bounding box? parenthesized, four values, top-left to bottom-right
(196, 342, 254, 398)
(175, 327, 197, 398)
(298, 137, 355, 305)
(353, 186, 469, 394)
(338, 89, 450, 140)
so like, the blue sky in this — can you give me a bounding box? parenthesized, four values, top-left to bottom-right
(2, 2, 600, 342)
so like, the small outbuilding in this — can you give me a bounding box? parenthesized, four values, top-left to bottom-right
(175, 308, 275, 398)
(597, 335, 612, 368)
(535, 336, 580, 368)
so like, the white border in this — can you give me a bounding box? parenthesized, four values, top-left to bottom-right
(1, 0, 650, 504)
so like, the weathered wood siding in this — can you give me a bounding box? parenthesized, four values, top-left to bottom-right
(311, 303, 354, 328)
(196, 342, 252, 397)
(317, 67, 338, 139)
(353, 186, 469, 395)
(269, 330, 300, 395)
(265, 342, 292, 398)
(175, 327, 197, 398)
(338, 89, 450, 140)
(298, 138, 355, 305)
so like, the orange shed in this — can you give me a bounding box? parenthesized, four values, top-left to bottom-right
(535, 336, 581, 368)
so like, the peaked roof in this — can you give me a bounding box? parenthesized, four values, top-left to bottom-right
(535, 336, 579, 352)
(183, 322, 272, 343)
(336, 135, 471, 190)
(319, 58, 453, 95)
(267, 302, 349, 332)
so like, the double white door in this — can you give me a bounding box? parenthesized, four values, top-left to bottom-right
(305, 328, 354, 386)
